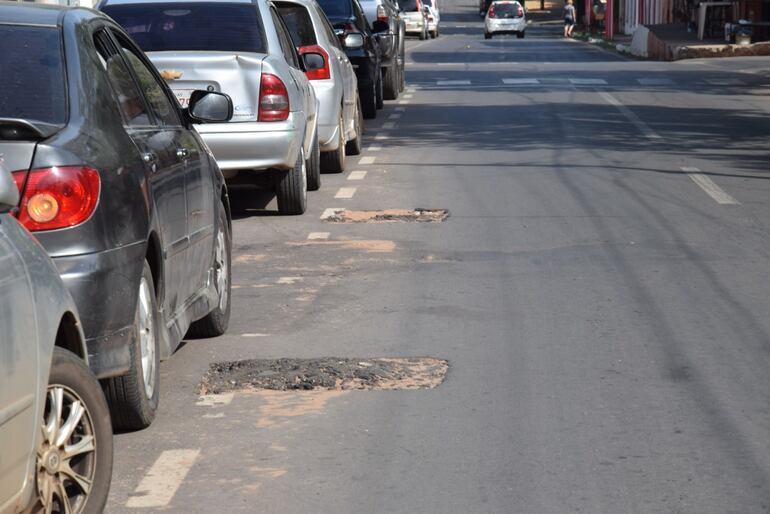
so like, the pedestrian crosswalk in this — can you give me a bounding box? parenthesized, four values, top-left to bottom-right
(425, 77, 748, 88)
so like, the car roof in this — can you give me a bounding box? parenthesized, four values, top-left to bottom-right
(102, 0, 254, 5)
(0, 2, 68, 27)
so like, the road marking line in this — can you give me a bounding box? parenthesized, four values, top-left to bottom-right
(407, 86, 416, 93)
(196, 393, 233, 407)
(570, 78, 607, 85)
(682, 167, 739, 205)
(335, 187, 357, 199)
(598, 91, 662, 140)
(242, 333, 271, 337)
(375, 134, 389, 140)
(388, 113, 401, 120)
(277, 276, 303, 284)
(638, 78, 674, 85)
(126, 449, 200, 508)
(705, 78, 745, 86)
(403, 94, 414, 99)
(359, 156, 376, 165)
(437, 80, 471, 85)
(348, 171, 367, 180)
(398, 100, 409, 104)
(503, 78, 540, 84)
(395, 107, 406, 112)
(320, 208, 344, 220)
(307, 232, 330, 239)
(367, 145, 382, 152)
(382, 122, 395, 129)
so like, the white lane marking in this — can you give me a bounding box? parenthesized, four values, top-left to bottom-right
(638, 78, 674, 85)
(277, 276, 303, 284)
(395, 107, 406, 112)
(407, 86, 416, 93)
(389, 114, 401, 120)
(437, 80, 471, 86)
(348, 171, 368, 180)
(705, 78, 745, 86)
(307, 232, 330, 240)
(682, 167, 739, 205)
(375, 134, 389, 140)
(242, 333, 271, 337)
(598, 91, 662, 140)
(196, 393, 234, 407)
(202, 412, 225, 419)
(359, 156, 376, 165)
(126, 450, 200, 508)
(503, 78, 540, 84)
(398, 100, 409, 104)
(320, 207, 344, 219)
(335, 187, 357, 199)
(367, 145, 382, 152)
(403, 94, 414, 99)
(382, 122, 396, 129)
(570, 78, 607, 85)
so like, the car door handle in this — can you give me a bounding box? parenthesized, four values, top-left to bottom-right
(176, 148, 190, 160)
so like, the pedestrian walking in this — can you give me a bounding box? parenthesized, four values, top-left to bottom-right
(564, 0, 576, 37)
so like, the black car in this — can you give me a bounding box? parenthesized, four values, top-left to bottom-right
(359, 0, 406, 99)
(317, 0, 384, 119)
(0, 3, 234, 430)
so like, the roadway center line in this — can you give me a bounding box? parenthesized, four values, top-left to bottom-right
(382, 122, 395, 129)
(598, 91, 662, 140)
(126, 449, 200, 509)
(570, 78, 607, 85)
(681, 166, 740, 205)
(395, 107, 406, 112)
(359, 156, 376, 165)
(335, 187, 357, 199)
(503, 78, 539, 84)
(348, 171, 367, 180)
(437, 80, 471, 86)
(389, 113, 401, 120)
(374, 134, 389, 140)
(307, 231, 330, 239)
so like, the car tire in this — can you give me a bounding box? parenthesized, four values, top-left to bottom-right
(518, 31, 525, 38)
(375, 69, 384, 109)
(419, 27, 427, 40)
(399, 56, 406, 92)
(276, 148, 307, 215)
(306, 132, 321, 190)
(383, 65, 399, 100)
(345, 95, 364, 156)
(361, 79, 377, 119)
(321, 111, 346, 173)
(103, 260, 160, 431)
(484, 32, 492, 39)
(186, 201, 232, 338)
(434, 26, 440, 37)
(37, 348, 113, 514)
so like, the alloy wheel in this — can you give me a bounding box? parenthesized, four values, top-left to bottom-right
(137, 277, 156, 398)
(214, 227, 229, 311)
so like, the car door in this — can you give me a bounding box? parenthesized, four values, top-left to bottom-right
(93, 29, 189, 316)
(0, 218, 38, 508)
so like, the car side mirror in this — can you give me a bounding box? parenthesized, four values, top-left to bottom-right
(0, 163, 19, 214)
(372, 20, 389, 32)
(187, 91, 233, 123)
(343, 33, 365, 48)
(303, 52, 325, 72)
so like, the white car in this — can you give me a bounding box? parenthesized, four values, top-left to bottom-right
(423, 0, 440, 37)
(484, 0, 526, 39)
(398, 0, 429, 39)
(277, 0, 363, 172)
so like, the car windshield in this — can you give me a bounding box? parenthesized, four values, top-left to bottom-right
(0, 25, 66, 126)
(316, 0, 353, 21)
(276, 4, 318, 47)
(493, 2, 521, 15)
(397, 0, 419, 11)
(423, 0, 432, 6)
(102, 3, 267, 53)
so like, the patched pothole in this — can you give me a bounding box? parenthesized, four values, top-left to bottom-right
(199, 357, 449, 394)
(322, 209, 449, 223)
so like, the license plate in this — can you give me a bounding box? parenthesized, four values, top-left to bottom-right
(174, 89, 195, 108)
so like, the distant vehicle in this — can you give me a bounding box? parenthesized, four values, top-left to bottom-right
(100, 0, 321, 213)
(317, 0, 384, 119)
(398, 0, 429, 39)
(0, 162, 113, 514)
(359, 0, 406, 98)
(276, 0, 364, 172)
(484, 0, 526, 38)
(422, 0, 440, 37)
(0, 2, 234, 430)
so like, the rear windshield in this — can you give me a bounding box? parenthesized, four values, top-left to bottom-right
(276, 4, 317, 47)
(316, 0, 352, 21)
(0, 25, 66, 126)
(493, 2, 521, 15)
(102, 3, 267, 53)
(423, 0, 432, 6)
(397, 0, 419, 12)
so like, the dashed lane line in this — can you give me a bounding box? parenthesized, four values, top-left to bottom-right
(403, 94, 414, 99)
(382, 122, 395, 129)
(569, 78, 608, 85)
(320, 207, 343, 220)
(682, 167, 740, 205)
(367, 145, 382, 152)
(389, 114, 401, 120)
(374, 134, 389, 140)
(436, 80, 471, 86)
(395, 107, 406, 112)
(348, 171, 367, 180)
(598, 91, 662, 140)
(335, 187, 357, 199)
(241, 333, 271, 337)
(126, 449, 200, 509)
(359, 156, 376, 165)
(503, 78, 540, 84)
(638, 78, 674, 85)
(705, 78, 745, 86)
(277, 276, 303, 284)
(307, 232, 330, 239)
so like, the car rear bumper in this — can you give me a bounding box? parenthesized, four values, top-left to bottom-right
(311, 80, 342, 150)
(53, 241, 146, 379)
(486, 19, 526, 32)
(195, 114, 303, 171)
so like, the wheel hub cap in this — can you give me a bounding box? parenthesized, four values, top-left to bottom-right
(215, 228, 228, 311)
(138, 277, 156, 398)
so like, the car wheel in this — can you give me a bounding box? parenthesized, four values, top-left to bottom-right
(35, 348, 113, 514)
(321, 111, 346, 173)
(306, 131, 321, 190)
(419, 27, 427, 40)
(361, 79, 377, 119)
(484, 32, 492, 39)
(103, 260, 160, 430)
(517, 31, 525, 38)
(186, 201, 232, 338)
(398, 60, 406, 92)
(345, 95, 363, 156)
(276, 148, 307, 215)
(434, 26, 440, 37)
(375, 69, 384, 109)
(383, 65, 399, 100)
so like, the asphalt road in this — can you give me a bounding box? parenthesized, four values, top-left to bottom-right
(106, 4, 770, 513)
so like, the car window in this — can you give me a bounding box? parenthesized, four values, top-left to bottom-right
(94, 30, 153, 127)
(423, 0, 432, 6)
(270, 8, 301, 68)
(493, 2, 520, 15)
(316, 0, 353, 21)
(0, 25, 67, 126)
(113, 33, 182, 127)
(397, 0, 419, 11)
(276, 3, 318, 47)
(314, 4, 343, 49)
(102, 2, 267, 53)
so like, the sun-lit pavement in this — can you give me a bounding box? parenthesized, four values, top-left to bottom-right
(106, 4, 770, 513)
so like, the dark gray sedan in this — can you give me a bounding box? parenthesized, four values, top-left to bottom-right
(0, 3, 234, 430)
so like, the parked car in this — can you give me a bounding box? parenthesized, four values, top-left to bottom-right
(423, 0, 440, 37)
(484, 0, 526, 37)
(0, 2, 234, 430)
(100, 0, 321, 212)
(276, 0, 364, 172)
(0, 162, 113, 514)
(359, 0, 406, 98)
(317, 0, 384, 119)
(397, 0, 429, 39)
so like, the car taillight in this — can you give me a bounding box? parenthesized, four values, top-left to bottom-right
(517, 6, 524, 16)
(376, 4, 388, 22)
(258, 73, 290, 122)
(298, 45, 331, 81)
(488, 5, 496, 16)
(12, 166, 100, 232)
(428, 14, 434, 21)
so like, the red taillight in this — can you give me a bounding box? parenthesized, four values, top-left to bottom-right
(517, 6, 523, 16)
(428, 15, 434, 21)
(298, 45, 331, 81)
(258, 73, 290, 122)
(488, 5, 496, 16)
(12, 166, 100, 232)
(376, 4, 388, 22)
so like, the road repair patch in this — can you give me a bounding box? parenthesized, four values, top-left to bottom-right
(322, 209, 449, 223)
(199, 357, 449, 394)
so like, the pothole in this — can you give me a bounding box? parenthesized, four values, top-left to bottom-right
(322, 209, 449, 223)
(199, 357, 449, 394)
